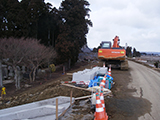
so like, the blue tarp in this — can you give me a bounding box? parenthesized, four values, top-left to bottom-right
(88, 74, 114, 89)
(88, 76, 99, 87)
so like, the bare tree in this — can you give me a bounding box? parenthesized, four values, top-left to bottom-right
(0, 38, 27, 89)
(23, 38, 56, 82)
(0, 38, 56, 89)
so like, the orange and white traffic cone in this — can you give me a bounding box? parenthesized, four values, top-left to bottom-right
(103, 62, 105, 67)
(94, 90, 108, 120)
(108, 65, 111, 76)
(100, 86, 108, 119)
(100, 75, 106, 88)
(100, 86, 106, 111)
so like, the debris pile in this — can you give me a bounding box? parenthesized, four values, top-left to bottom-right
(59, 64, 114, 119)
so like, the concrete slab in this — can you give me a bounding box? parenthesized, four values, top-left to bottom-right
(0, 96, 74, 120)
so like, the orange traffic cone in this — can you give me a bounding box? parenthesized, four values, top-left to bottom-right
(100, 75, 106, 88)
(108, 65, 111, 76)
(100, 87, 108, 119)
(103, 62, 105, 67)
(94, 90, 108, 120)
(100, 86, 106, 111)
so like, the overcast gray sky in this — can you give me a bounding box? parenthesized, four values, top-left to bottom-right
(45, 0, 160, 52)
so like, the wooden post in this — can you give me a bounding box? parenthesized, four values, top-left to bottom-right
(56, 98, 58, 120)
(70, 90, 72, 105)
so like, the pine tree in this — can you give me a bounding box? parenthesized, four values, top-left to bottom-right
(26, 0, 45, 38)
(126, 46, 132, 57)
(133, 48, 136, 57)
(56, 0, 92, 65)
(0, 0, 60, 47)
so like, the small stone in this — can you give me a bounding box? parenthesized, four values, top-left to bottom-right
(6, 101, 11, 105)
(29, 94, 33, 97)
(24, 84, 32, 88)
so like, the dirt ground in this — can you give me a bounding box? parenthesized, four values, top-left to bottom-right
(59, 64, 152, 120)
(0, 59, 152, 120)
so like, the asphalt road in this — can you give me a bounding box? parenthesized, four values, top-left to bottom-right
(128, 60, 160, 120)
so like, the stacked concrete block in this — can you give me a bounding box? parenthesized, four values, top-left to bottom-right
(72, 67, 108, 83)
(95, 67, 108, 75)
(83, 69, 96, 82)
(72, 69, 94, 83)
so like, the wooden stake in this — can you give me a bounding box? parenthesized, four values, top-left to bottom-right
(70, 90, 72, 105)
(75, 95, 92, 100)
(61, 83, 92, 92)
(66, 73, 73, 75)
(56, 98, 58, 120)
(58, 101, 75, 118)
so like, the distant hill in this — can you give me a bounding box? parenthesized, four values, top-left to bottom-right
(81, 44, 91, 53)
(141, 52, 160, 56)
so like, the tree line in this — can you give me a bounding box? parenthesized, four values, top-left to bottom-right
(126, 46, 141, 57)
(0, 0, 92, 64)
(0, 0, 92, 89)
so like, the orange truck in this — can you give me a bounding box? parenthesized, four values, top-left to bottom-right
(98, 36, 128, 70)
